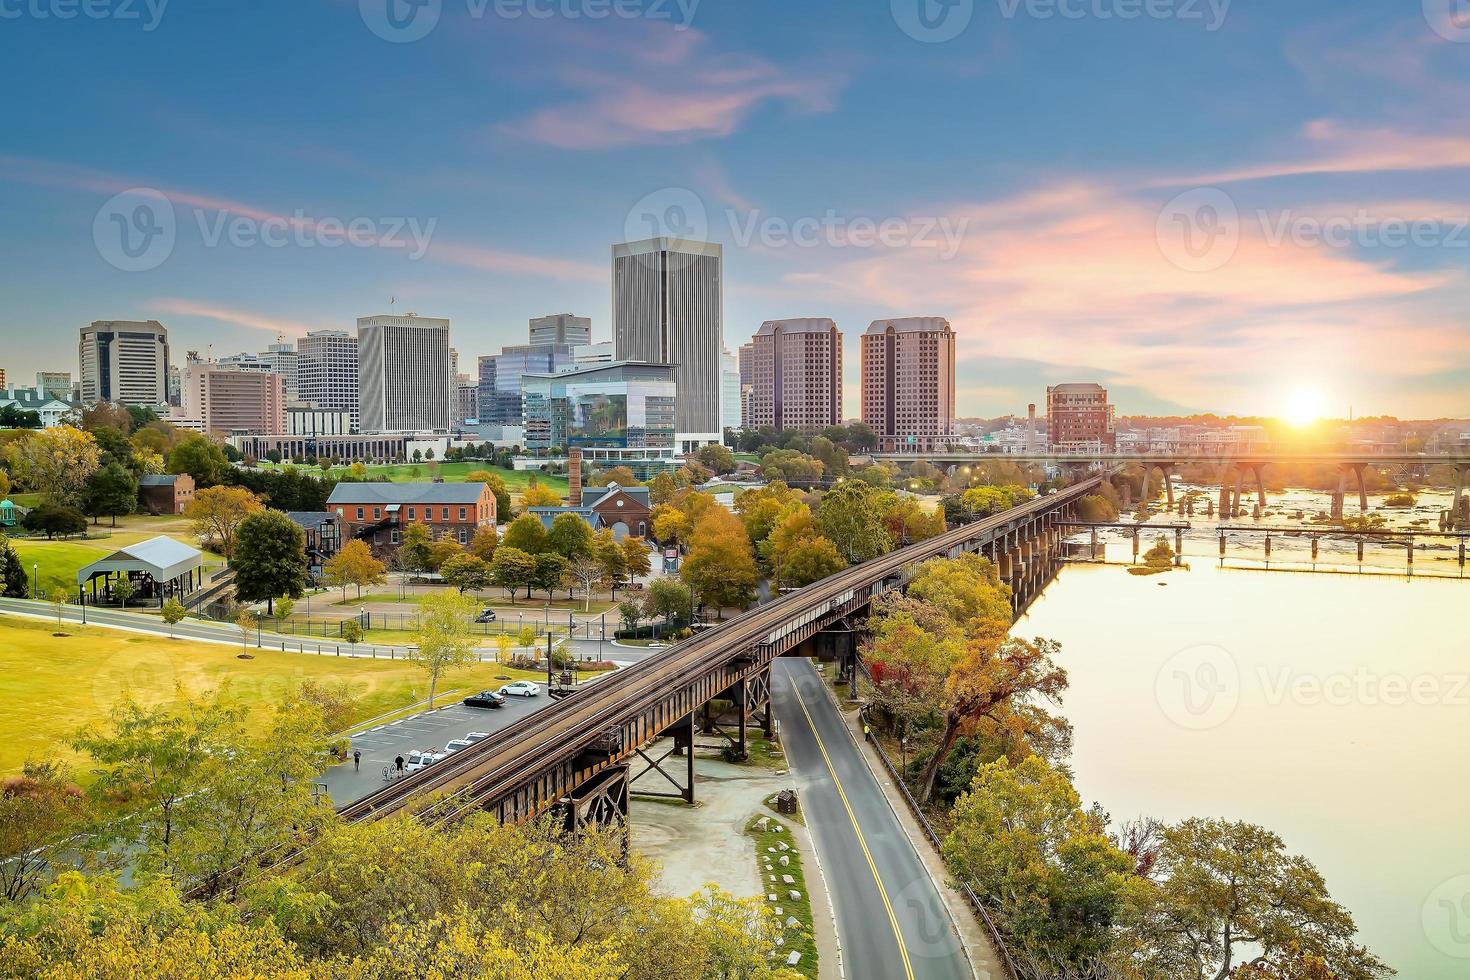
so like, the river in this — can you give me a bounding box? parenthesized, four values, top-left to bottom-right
(1016, 517, 1470, 978)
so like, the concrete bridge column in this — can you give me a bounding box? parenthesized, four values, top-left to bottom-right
(1332, 468, 1347, 520)
(1251, 463, 1267, 510)
(1163, 464, 1176, 511)
(1455, 466, 1468, 524)
(1233, 469, 1246, 518)
(1218, 462, 1236, 517)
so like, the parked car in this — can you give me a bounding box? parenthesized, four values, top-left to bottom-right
(464, 690, 507, 709)
(498, 680, 541, 698)
(404, 749, 446, 772)
(474, 609, 498, 623)
(444, 738, 474, 753)
(463, 731, 492, 743)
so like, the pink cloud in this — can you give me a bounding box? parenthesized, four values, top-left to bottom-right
(146, 298, 326, 338)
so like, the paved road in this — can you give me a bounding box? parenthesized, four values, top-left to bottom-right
(323, 691, 553, 804)
(773, 658, 971, 980)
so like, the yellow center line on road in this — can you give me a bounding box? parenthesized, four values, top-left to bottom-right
(786, 674, 916, 980)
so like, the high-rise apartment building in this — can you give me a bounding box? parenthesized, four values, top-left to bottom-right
(78, 320, 169, 406)
(357, 314, 452, 433)
(720, 347, 741, 434)
(35, 372, 71, 400)
(746, 319, 843, 433)
(184, 362, 286, 435)
(529, 314, 592, 347)
(478, 344, 574, 425)
(860, 317, 956, 453)
(1046, 383, 1116, 453)
(297, 330, 360, 432)
(611, 237, 723, 449)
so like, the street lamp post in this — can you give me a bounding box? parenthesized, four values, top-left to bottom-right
(32, 564, 38, 601)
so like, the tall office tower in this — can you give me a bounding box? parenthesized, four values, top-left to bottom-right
(747, 319, 843, 433)
(449, 348, 460, 382)
(166, 364, 182, 406)
(184, 362, 286, 435)
(860, 317, 956, 453)
(35, 372, 71, 400)
(357, 314, 452, 433)
(529, 313, 592, 347)
(738, 342, 754, 386)
(297, 330, 361, 432)
(720, 347, 741, 434)
(477, 344, 573, 425)
(1047, 383, 1116, 453)
(78, 320, 170, 406)
(456, 381, 479, 424)
(260, 340, 298, 400)
(611, 237, 723, 450)
(572, 341, 615, 366)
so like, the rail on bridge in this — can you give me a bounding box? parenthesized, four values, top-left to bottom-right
(334, 476, 1106, 837)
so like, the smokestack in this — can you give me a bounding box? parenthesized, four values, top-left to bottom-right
(569, 448, 583, 506)
(1027, 404, 1037, 452)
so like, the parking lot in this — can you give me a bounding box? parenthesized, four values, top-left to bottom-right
(321, 690, 553, 805)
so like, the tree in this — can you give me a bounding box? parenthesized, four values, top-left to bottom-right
(231, 511, 308, 613)
(503, 512, 549, 554)
(0, 404, 41, 428)
(427, 538, 464, 572)
(622, 537, 652, 580)
(235, 607, 257, 650)
(547, 511, 595, 559)
(81, 462, 139, 527)
(495, 632, 515, 663)
(490, 547, 535, 602)
(617, 599, 644, 632)
(779, 535, 847, 589)
(411, 591, 482, 708)
(466, 524, 499, 562)
(112, 575, 135, 609)
(185, 485, 263, 558)
(680, 508, 758, 617)
(22, 503, 87, 540)
(341, 619, 364, 644)
(532, 552, 570, 602)
(0, 761, 84, 904)
(567, 554, 604, 611)
(760, 448, 824, 483)
(4, 425, 100, 505)
(440, 553, 491, 594)
(1117, 819, 1392, 980)
(644, 577, 692, 627)
(0, 536, 29, 597)
(160, 596, 187, 637)
(166, 434, 230, 487)
(323, 539, 386, 600)
(647, 471, 677, 505)
(598, 533, 628, 593)
(273, 596, 295, 632)
(943, 756, 1138, 968)
(521, 481, 563, 509)
(590, 465, 639, 488)
(696, 443, 737, 475)
(464, 469, 513, 521)
(398, 522, 434, 578)
(817, 480, 896, 562)
(651, 505, 691, 546)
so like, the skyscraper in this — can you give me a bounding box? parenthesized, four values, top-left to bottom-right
(184, 361, 286, 435)
(478, 344, 574, 426)
(720, 347, 741, 434)
(358, 314, 452, 433)
(78, 320, 170, 406)
(611, 237, 723, 449)
(297, 330, 360, 431)
(1047, 383, 1115, 453)
(746, 319, 843, 433)
(529, 314, 592, 347)
(861, 317, 956, 453)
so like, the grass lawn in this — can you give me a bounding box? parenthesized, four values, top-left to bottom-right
(303, 461, 569, 493)
(6, 513, 223, 592)
(334, 591, 616, 614)
(747, 813, 818, 977)
(0, 614, 542, 778)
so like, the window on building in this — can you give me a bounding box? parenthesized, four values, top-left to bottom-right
(458, 528, 468, 544)
(442, 507, 449, 520)
(407, 507, 415, 519)
(373, 508, 381, 520)
(390, 529, 400, 545)
(356, 507, 364, 520)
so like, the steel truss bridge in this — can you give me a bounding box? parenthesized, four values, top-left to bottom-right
(337, 477, 1105, 833)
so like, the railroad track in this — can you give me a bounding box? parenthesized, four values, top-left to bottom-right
(337, 477, 1102, 827)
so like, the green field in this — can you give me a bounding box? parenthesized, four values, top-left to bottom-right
(313, 462, 568, 493)
(0, 614, 542, 777)
(5, 513, 222, 594)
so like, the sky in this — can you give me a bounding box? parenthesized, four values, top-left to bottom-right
(2, 0, 1469, 420)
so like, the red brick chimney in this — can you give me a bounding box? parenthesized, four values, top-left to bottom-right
(569, 448, 583, 506)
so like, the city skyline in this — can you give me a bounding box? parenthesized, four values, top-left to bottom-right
(4, 3, 1469, 419)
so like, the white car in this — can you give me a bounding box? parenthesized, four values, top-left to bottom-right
(498, 681, 541, 698)
(463, 732, 492, 743)
(403, 749, 447, 772)
(443, 738, 474, 753)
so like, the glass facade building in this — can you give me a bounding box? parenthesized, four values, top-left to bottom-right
(521, 362, 678, 475)
(478, 344, 573, 426)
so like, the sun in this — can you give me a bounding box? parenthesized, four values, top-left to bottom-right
(1283, 387, 1330, 427)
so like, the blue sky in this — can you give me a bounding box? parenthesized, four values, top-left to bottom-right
(3, 0, 1469, 419)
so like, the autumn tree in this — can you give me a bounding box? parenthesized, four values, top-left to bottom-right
(520, 478, 563, 509)
(491, 546, 535, 602)
(0, 762, 84, 903)
(397, 521, 434, 577)
(532, 552, 570, 602)
(464, 468, 513, 519)
(502, 512, 549, 554)
(466, 524, 499, 562)
(440, 553, 491, 595)
(4, 425, 100, 505)
(324, 539, 385, 600)
(680, 507, 758, 617)
(185, 485, 263, 557)
(589, 465, 638, 487)
(621, 536, 652, 580)
(816, 480, 895, 562)
(779, 535, 847, 589)
(411, 591, 482, 708)
(547, 511, 595, 559)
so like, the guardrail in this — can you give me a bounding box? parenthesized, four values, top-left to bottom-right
(860, 704, 1023, 980)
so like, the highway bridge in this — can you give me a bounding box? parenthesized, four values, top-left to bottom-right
(336, 475, 1103, 833)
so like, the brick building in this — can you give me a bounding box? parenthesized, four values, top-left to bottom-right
(137, 473, 196, 515)
(325, 482, 496, 553)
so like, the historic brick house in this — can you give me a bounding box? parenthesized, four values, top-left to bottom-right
(529, 482, 652, 540)
(325, 482, 496, 553)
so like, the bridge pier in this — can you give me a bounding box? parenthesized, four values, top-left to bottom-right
(558, 764, 630, 842)
(1455, 466, 1469, 526)
(630, 713, 697, 805)
(1333, 464, 1370, 520)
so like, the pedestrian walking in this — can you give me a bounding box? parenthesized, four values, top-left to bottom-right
(353, 749, 361, 771)
(394, 754, 404, 774)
